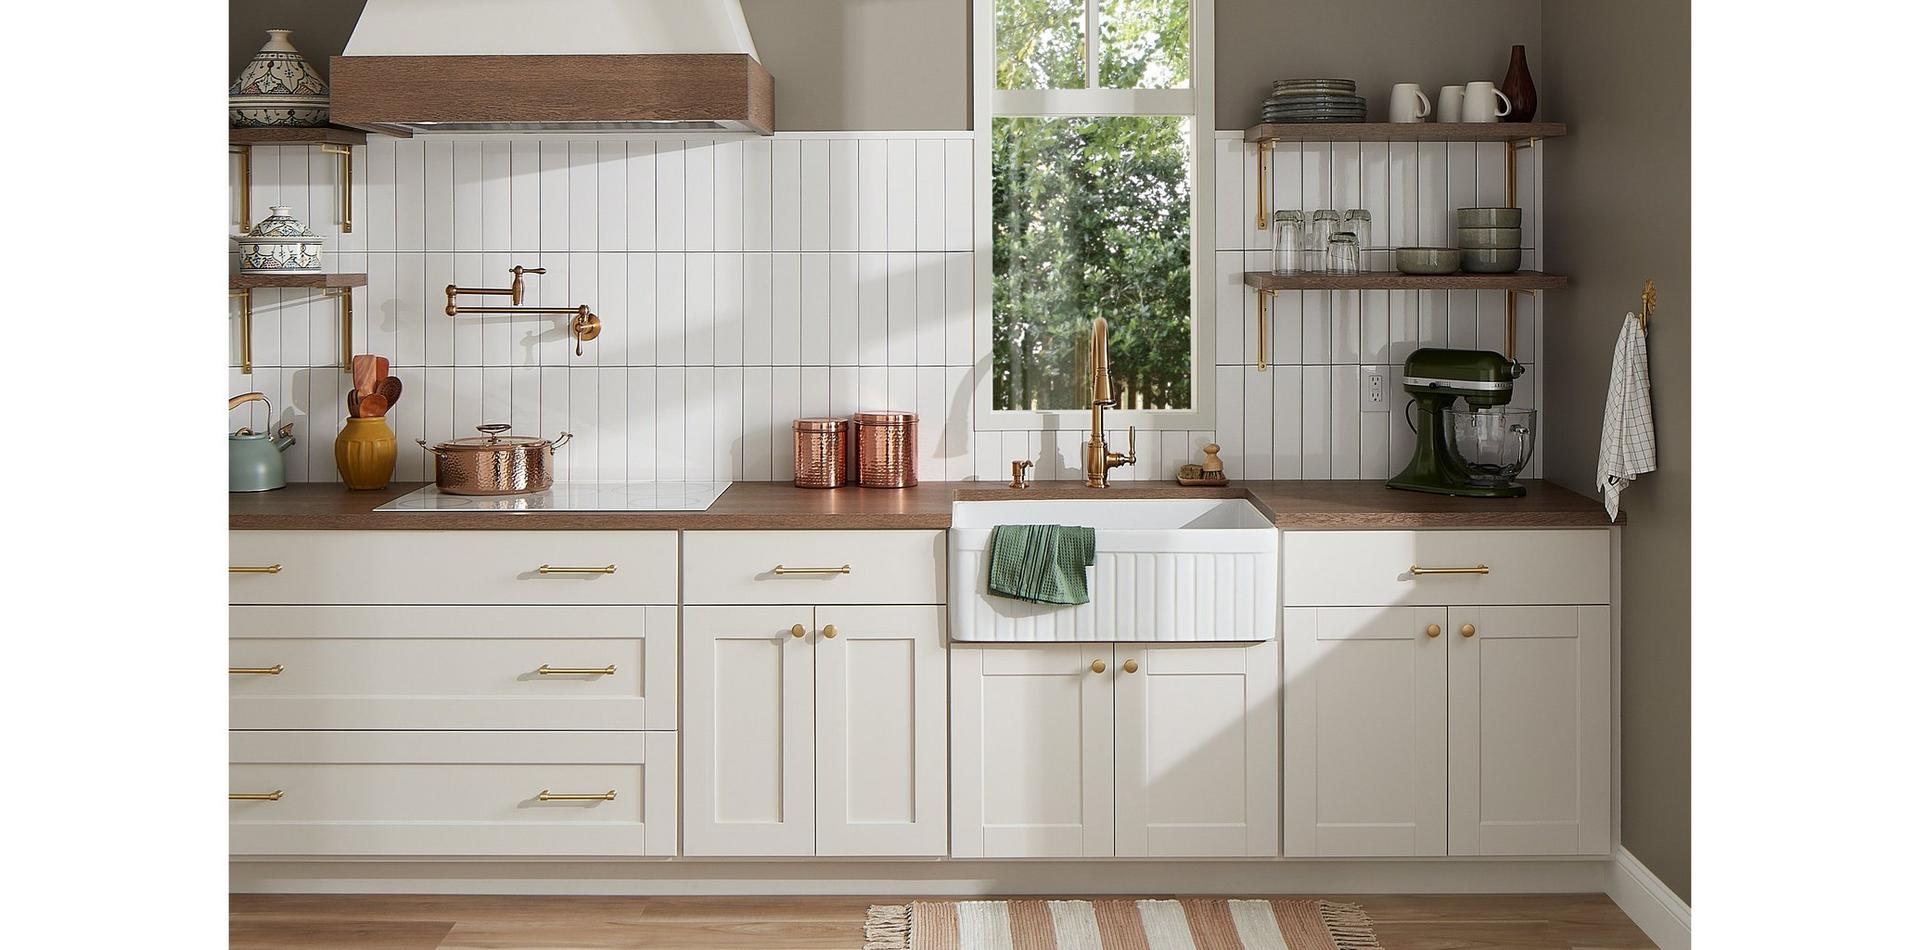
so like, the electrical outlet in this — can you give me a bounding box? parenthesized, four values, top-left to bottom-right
(1363, 366, 1389, 411)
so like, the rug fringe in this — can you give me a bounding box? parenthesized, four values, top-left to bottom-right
(1318, 900, 1384, 950)
(864, 903, 911, 950)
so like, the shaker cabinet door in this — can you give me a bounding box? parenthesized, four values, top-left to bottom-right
(1282, 606, 1448, 857)
(1114, 641, 1279, 857)
(1448, 606, 1611, 856)
(682, 606, 816, 856)
(950, 644, 1115, 858)
(813, 606, 947, 857)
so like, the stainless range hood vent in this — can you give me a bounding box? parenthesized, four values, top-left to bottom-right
(330, 0, 774, 136)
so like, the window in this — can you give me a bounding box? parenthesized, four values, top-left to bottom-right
(976, 0, 1213, 425)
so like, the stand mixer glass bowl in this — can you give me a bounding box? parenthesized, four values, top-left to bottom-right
(1446, 407, 1536, 486)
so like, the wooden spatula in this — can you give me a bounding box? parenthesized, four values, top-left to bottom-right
(351, 355, 382, 396)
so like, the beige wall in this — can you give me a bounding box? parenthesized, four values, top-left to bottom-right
(1215, 0, 1541, 128)
(1541, 0, 1691, 903)
(229, 0, 971, 131)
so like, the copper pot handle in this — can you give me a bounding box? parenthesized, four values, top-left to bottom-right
(551, 431, 573, 450)
(415, 439, 441, 457)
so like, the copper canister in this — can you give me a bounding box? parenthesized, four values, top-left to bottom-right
(792, 418, 852, 488)
(853, 410, 918, 488)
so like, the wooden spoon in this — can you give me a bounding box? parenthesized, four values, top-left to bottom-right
(377, 375, 402, 409)
(356, 392, 390, 418)
(351, 354, 382, 396)
(346, 388, 362, 418)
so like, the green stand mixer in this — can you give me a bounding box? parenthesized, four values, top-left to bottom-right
(1386, 348, 1535, 498)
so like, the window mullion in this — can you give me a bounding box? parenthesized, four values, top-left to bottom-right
(1084, 0, 1101, 89)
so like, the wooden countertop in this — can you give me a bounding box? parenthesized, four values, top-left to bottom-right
(230, 480, 1613, 530)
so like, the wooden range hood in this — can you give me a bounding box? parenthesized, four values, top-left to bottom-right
(328, 0, 774, 136)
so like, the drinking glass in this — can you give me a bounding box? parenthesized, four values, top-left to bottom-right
(1270, 210, 1307, 274)
(1340, 209, 1373, 270)
(1308, 210, 1343, 272)
(1326, 232, 1361, 274)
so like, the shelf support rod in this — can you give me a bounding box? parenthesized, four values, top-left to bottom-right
(1503, 138, 1540, 361)
(324, 288, 352, 371)
(228, 289, 253, 375)
(1256, 290, 1270, 372)
(229, 145, 251, 231)
(1255, 140, 1271, 231)
(319, 145, 353, 234)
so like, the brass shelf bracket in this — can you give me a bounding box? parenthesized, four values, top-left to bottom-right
(1503, 137, 1543, 361)
(446, 266, 603, 356)
(229, 145, 252, 230)
(323, 288, 353, 372)
(1255, 140, 1272, 231)
(1255, 290, 1271, 372)
(229, 288, 253, 374)
(319, 144, 353, 234)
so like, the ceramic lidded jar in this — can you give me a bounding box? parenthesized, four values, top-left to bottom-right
(235, 206, 324, 273)
(229, 29, 330, 127)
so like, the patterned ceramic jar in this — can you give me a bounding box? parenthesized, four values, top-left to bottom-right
(229, 29, 330, 127)
(234, 207, 324, 273)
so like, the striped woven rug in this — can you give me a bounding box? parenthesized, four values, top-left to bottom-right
(863, 898, 1380, 949)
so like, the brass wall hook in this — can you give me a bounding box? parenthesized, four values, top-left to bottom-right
(1640, 279, 1657, 332)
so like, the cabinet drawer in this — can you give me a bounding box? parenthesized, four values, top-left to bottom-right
(229, 731, 677, 857)
(229, 606, 677, 730)
(683, 530, 945, 605)
(229, 531, 677, 605)
(1283, 530, 1609, 606)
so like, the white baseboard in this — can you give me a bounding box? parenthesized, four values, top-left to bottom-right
(232, 857, 1611, 896)
(1606, 848, 1691, 950)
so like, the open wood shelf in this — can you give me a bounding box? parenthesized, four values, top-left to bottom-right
(1244, 122, 1567, 144)
(230, 273, 368, 290)
(229, 126, 369, 146)
(1244, 271, 1569, 292)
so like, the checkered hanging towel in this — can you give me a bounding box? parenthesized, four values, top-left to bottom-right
(1597, 312, 1655, 520)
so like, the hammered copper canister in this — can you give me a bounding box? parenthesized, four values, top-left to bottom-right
(792, 418, 851, 488)
(853, 410, 918, 488)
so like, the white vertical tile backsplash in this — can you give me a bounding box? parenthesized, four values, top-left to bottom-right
(233, 130, 1545, 483)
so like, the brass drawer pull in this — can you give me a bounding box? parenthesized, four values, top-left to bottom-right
(230, 790, 283, 801)
(229, 564, 283, 574)
(538, 564, 617, 575)
(230, 665, 284, 675)
(538, 789, 616, 802)
(771, 564, 851, 575)
(1408, 564, 1490, 576)
(537, 664, 615, 676)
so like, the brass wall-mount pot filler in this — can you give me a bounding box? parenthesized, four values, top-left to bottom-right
(445, 265, 602, 356)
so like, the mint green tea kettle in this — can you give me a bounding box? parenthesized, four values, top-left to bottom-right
(230, 392, 296, 492)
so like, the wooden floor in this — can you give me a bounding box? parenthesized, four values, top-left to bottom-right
(230, 893, 1656, 949)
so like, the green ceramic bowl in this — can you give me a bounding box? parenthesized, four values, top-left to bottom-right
(1455, 207, 1521, 228)
(1394, 247, 1460, 275)
(1460, 248, 1523, 273)
(1456, 227, 1522, 249)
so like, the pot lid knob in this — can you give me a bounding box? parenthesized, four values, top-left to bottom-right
(475, 422, 512, 443)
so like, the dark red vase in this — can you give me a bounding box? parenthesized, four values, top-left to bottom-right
(1502, 45, 1538, 122)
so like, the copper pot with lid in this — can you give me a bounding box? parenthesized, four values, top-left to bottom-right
(417, 423, 572, 495)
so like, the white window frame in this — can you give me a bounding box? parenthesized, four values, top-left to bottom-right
(972, 0, 1216, 432)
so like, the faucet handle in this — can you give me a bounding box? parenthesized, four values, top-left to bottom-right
(1124, 425, 1137, 463)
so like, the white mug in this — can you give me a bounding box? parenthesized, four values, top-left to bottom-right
(1388, 83, 1431, 123)
(1463, 81, 1512, 122)
(1436, 85, 1466, 123)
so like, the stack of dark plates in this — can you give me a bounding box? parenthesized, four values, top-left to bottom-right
(1262, 79, 1366, 123)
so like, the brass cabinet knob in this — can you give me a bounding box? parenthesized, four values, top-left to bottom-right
(1122, 659, 1139, 674)
(1460, 623, 1477, 638)
(1090, 660, 1107, 674)
(1425, 624, 1442, 638)
(790, 624, 806, 639)
(822, 624, 837, 639)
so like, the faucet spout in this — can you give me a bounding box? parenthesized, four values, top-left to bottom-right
(1084, 316, 1135, 487)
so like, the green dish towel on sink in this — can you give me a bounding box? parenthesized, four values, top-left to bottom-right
(987, 524, 1097, 606)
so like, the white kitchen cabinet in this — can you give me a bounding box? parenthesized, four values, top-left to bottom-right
(682, 604, 947, 857)
(1115, 641, 1279, 857)
(1282, 607, 1449, 857)
(1448, 606, 1611, 856)
(950, 644, 1115, 859)
(951, 641, 1278, 859)
(1281, 529, 1613, 859)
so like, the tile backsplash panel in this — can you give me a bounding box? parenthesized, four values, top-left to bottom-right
(229, 131, 1542, 483)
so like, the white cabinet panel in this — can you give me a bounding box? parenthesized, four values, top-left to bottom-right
(683, 530, 945, 605)
(1283, 530, 1609, 607)
(1283, 607, 1448, 857)
(229, 731, 676, 857)
(229, 531, 678, 605)
(228, 606, 676, 731)
(1114, 642, 1279, 857)
(682, 605, 816, 856)
(951, 644, 1114, 858)
(1448, 606, 1611, 856)
(814, 606, 947, 857)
